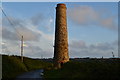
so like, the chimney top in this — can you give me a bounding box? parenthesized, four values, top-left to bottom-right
(57, 3, 66, 8)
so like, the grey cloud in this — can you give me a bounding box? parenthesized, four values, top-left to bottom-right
(100, 17, 118, 30)
(89, 43, 114, 51)
(2, 14, 54, 58)
(68, 6, 117, 30)
(69, 40, 118, 58)
(69, 40, 87, 49)
(25, 45, 43, 54)
(24, 45, 53, 58)
(2, 27, 19, 41)
(30, 13, 43, 26)
(112, 40, 118, 46)
(16, 26, 41, 41)
(2, 44, 7, 50)
(68, 6, 99, 25)
(1, 39, 20, 55)
(2, 16, 41, 41)
(2, 17, 25, 29)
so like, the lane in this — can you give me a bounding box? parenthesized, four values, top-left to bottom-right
(16, 69, 43, 79)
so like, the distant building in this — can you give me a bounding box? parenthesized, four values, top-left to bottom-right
(53, 3, 69, 69)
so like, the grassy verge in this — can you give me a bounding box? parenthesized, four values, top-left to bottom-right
(2, 55, 52, 78)
(23, 57, 52, 71)
(44, 59, 120, 80)
(2, 55, 28, 78)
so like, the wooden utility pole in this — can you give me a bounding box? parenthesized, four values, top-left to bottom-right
(21, 36, 23, 62)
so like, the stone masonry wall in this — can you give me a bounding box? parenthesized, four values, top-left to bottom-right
(54, 4, 69, 68)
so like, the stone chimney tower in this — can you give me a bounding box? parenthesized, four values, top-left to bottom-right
(54, 3, 69, 69)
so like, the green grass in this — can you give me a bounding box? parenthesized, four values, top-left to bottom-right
(23, 57, 52, 71)
(44, 59, 120, 80)
(2, 55, 28, 78)
(2, 55, 52, 78)
(2, 55, 120, 79)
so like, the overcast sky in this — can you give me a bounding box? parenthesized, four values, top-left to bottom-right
(1, 2, 118, 58)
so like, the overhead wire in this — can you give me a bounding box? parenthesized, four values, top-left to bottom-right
(1, 5, 39, 57)
(1, 6, 23, 56)
(0, 7, 22, 40)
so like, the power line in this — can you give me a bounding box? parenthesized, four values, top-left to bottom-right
(1, 6, 36, 58)
(0, 6, 30, 59)
(0, 7, 22, 39)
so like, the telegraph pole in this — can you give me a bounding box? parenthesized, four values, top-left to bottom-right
(21, 36, 23, 62)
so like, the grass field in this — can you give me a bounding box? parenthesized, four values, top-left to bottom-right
(2, 55, 52, 78)
(44, 59, 120, 80)
(2, 55, 120, 79)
